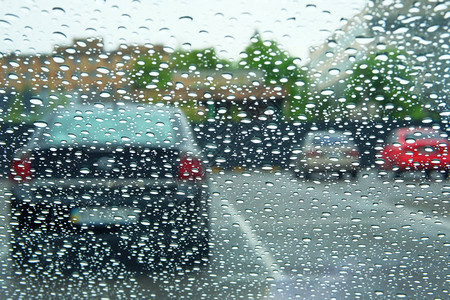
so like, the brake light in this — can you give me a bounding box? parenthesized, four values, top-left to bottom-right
(305, 150, 319, 157)
(346, 149, 359, 157)
(177, 156, 204, 181)
(10, 157, 32, 182)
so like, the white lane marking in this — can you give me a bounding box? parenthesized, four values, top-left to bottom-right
(221, 199, 286, 281)
(0, 183, 11, 264)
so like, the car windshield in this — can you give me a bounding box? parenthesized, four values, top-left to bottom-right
(45, 108, 176, 146)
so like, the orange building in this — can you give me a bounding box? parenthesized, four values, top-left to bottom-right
(0, 38, 286, 121)
(0, 38, 167, 94)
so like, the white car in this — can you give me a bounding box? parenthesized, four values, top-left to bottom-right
(293, 130, 360, 180)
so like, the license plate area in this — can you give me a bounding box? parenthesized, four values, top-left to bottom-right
(70, 207, 139, 226)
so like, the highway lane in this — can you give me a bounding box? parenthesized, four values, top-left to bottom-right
(214, 170, 449, 298)
(0, 170, 449, 299)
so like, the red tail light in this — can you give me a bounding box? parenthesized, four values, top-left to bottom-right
(177, 156, 205, 181)
(305, 150, 319, 157)
(10, 157, 32, 182)
(346, 149, 359, 157)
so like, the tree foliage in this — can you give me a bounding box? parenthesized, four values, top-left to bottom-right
(170, 48, 230, 70)
(239, 33, 303, 86)
(345, 50, 425, 120)
(239, 32, 309, 120)
(2, 90, 67, 124)
(128, 33, 313, 121)
(130, 54, 171, 90)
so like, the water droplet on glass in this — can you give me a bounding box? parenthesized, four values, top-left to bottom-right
(328, 68, 340, 75)
(52, 7, 66, 13)
(97, 67, 110, 74)
(355, 36, 375, 44)
(163, 46, 174, 53)
(53, 31, 67, 39)
(0, 20, 11, 28)
(375, 54, 389, 61)
(52, 55, 65, 63)
(419, 183, 430, 189)
(218, 108, 227, 114)
(264, 109, 274, 116)
(34, 121, 48, 128)
(8, 73, 18, 80)
(222, 73, 233, 80)
(30, 98, 43, 105)
(100, 91, 111, 98)
(321, 89, 334, 96)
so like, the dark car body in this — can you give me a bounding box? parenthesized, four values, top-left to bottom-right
(9, 103, 210, 273)
(376, 126, 450, 177)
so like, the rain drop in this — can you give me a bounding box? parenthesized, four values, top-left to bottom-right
(100, 91, 111, 98)
(221, 73, 233, 80)
(34, 121, 48, 128)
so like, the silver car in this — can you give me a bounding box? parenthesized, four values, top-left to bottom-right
(293, 130, 360, 180)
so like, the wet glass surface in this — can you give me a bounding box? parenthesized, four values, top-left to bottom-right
(0, 0, 449, 299)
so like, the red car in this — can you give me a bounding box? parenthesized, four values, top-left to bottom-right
(377, 127, 450, 178)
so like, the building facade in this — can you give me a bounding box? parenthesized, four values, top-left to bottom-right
(0, 38, 286, 122)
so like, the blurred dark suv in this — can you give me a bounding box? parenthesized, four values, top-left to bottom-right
(9, 102, 210, 273)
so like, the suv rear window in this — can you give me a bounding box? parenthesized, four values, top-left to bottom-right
(46, 109, 175, 146)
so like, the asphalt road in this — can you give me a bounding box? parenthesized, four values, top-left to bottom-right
(0, 170, 449, 299)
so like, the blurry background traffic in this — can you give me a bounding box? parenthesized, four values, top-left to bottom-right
(0, 0, 449, 299)
(1, 0, 448, 174)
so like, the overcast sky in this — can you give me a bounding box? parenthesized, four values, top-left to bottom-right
(1, 0, 367, 62)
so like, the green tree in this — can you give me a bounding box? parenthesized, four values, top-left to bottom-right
(239, 32, 309, 120)
(130, 54, 171, 90)
(170, 48, 231, 70)
(345, 50, 425, 120)
(3, 89, 67, 124)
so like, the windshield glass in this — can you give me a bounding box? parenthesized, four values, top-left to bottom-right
(1, 0, 449, 299)
(46, 109, 175, 146)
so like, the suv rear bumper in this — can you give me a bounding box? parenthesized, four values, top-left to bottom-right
(10, 179, 210, 269)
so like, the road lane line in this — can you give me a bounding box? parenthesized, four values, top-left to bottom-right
(221, 199, 286, 281)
